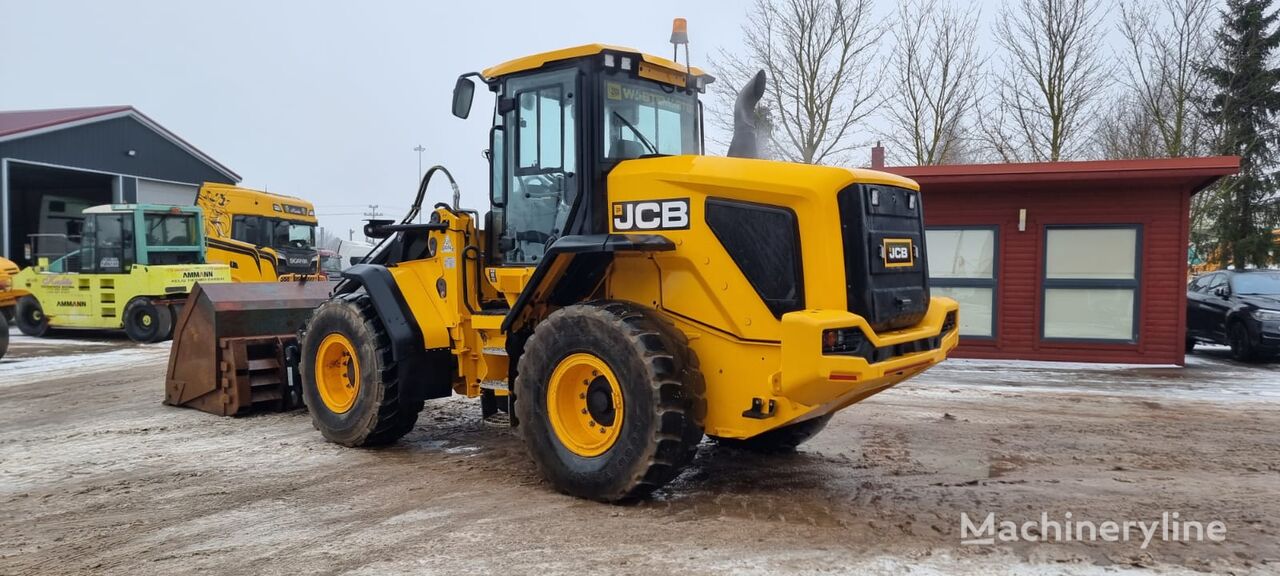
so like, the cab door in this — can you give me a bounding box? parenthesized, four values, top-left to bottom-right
(491, 67, 581, 267)
(69, 213, 131, 323)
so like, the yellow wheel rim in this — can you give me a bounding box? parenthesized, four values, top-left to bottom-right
(141, 314, 152, 327)
(547, 353, 624, 457)
(316, 333, 361, 414)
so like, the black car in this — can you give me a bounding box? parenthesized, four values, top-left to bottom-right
(1187, 269, 1280, 361)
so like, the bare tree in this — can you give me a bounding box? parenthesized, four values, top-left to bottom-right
(883, 0, 983, 166)
(714, 0, 885, 164)
(1118, 0, 1215, 158)
(979, 0, 1110, 162)
(1115, 0, 1219, 259)
(1094, 96, 1165, 159)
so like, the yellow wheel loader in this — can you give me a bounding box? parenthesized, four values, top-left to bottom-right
(286, 39, 958, 501)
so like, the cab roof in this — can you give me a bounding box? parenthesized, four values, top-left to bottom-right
(200, 182, 312, 206)
(83, 204, 202, 214)
(482, 43, 708, 80)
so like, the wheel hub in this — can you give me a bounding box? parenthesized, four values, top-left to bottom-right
(546, 353, 624, 457)
(585, 377, 616, 426)
(316, 333, 360, 414)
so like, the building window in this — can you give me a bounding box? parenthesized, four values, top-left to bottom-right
(926, 227, 997, 337)
(1042, 226, 1141, 342)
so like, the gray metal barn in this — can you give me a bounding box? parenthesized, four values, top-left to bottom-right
(0, 106, 239, 265)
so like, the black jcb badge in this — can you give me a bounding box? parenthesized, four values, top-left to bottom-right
(612, 198, 690, 231)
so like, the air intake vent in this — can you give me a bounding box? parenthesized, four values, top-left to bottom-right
(705, 198, 804, 317)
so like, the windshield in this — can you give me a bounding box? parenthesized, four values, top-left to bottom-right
(602, 77, 699, 159)
(273, 220, 315, 250)
(1232, 272, 1280, 295)
(144, 213, 198, 246)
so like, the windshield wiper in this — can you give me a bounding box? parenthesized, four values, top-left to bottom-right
(612, 111, 658, 155)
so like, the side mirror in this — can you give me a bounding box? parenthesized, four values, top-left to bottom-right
(452, 76, 476, 119)
(1214, 286, 1231, 298)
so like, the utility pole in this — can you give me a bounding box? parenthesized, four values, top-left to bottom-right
(414, 144, 426, 182)
(362, 204, 383, 243)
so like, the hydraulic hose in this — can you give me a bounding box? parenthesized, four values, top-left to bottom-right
(335, 165, 461, 295)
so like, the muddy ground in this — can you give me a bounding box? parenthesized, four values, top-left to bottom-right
(1, 330, 1277, 575)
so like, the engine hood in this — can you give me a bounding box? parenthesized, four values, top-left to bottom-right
(609, 155, 920, 197)
(1238, 293, 1280, 310)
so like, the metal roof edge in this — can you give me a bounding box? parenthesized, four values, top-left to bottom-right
(882, 156, 1241, 180)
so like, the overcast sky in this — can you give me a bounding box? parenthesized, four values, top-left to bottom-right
(2, 1, 1132, 240)
(0, 0, 762, 238)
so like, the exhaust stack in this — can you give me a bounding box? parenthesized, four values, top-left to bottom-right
(728, 70, 767, 159)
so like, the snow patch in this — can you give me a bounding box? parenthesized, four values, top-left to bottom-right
(0, 346, 170, 388)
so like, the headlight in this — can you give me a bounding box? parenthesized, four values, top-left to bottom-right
(1255, 309, 1280, 321)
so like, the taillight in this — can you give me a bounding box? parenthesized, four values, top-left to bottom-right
(822, 328, 867, 355)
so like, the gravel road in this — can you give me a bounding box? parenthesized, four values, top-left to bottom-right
(1, 331, 1276, 575)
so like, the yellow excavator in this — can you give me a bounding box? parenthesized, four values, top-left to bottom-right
(168, 26, 958, 502)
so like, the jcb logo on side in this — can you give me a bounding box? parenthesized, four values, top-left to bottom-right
(612, 198, 690, 231)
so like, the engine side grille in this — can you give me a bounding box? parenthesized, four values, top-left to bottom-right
(705, 198, 804, 317)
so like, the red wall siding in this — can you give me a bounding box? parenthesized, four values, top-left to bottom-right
(921, 182, 1190, 365)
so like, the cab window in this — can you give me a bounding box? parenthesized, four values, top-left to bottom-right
(602, 77, 698, 159)
(232, 215, 266, 246)
(145, 213, 198, 246)
(79, 214, 133, 274)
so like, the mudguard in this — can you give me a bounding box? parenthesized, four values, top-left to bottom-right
(502, 234, 675, 333)
(337, 264, 424, 362)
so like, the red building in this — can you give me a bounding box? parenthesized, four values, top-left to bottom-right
(879, 156, 1239, 365)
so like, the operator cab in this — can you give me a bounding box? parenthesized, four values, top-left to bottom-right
(43, 204, 206, 274)
(452, 44, 713, 267)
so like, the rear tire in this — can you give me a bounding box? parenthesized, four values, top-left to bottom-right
(712, 414, 833, 453)
(1228, 321, 1258, 362)
(300, 294, 422, 447)
(15, 296, 49, 337)
(123, 298, 173, 343)
(514, 301, 705, 502)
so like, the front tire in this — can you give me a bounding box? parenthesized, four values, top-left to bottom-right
(15, 296, 49, 337)
(1228, 321, 1258, 362)
(515, 301, 705, 502)
(300, 294, 421, 447)
(712, 414, 833, 453)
